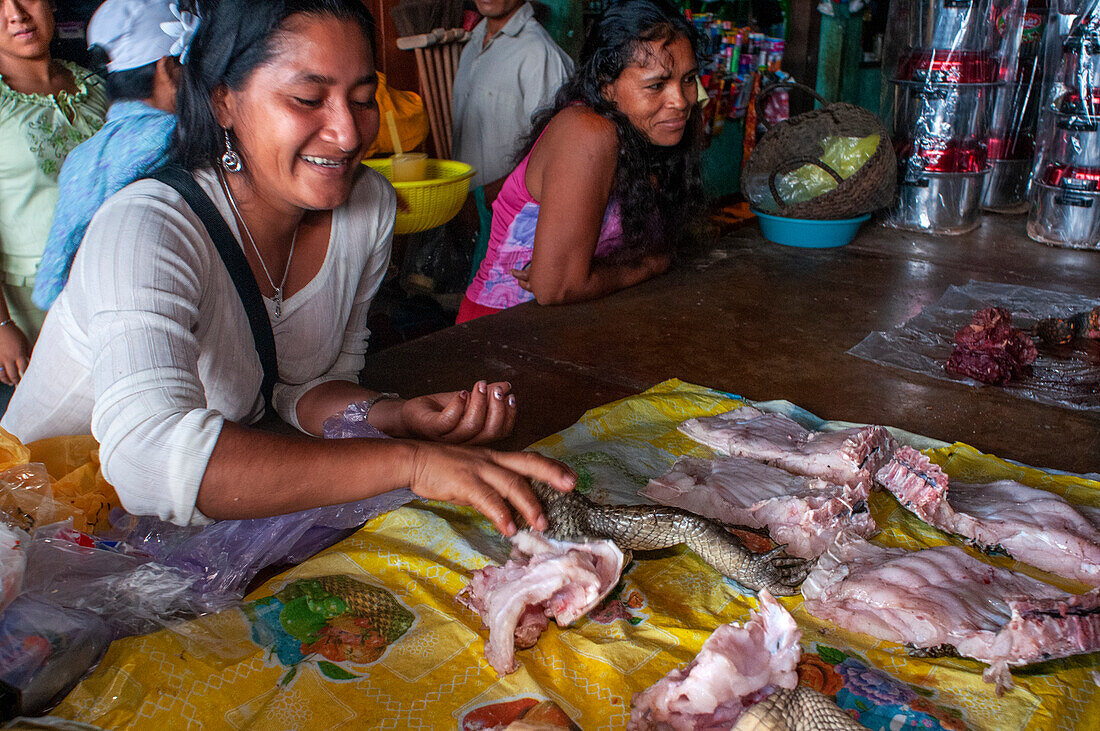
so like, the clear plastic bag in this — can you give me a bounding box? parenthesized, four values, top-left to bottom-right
(20, 522, 234, 639)
(0, 464, 78, 534)
(849, 280, 1100, 410)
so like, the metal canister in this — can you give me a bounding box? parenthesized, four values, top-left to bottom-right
(1060, 20, 1100, 90)
(893, 172, 989, 233)
(893, 48, 998, 85)
(890, 138, 990, 233)
(981, 158, 1034, 211)
(1047, 90, 1100, 166)
(981, 1, 1047, 212)
(891, 81, 996, 140)
(1027, 163, 1100, 248)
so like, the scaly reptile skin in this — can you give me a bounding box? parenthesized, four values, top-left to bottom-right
(527, 481, 811, 596)
(732, 687, 864, 730)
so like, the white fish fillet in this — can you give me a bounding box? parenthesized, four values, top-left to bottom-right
(641, 456, 877, 559)
(679, 406, 897, 491)
(802, 530, 1100, 693)
(457, 531, 624, 675)
(629, 590, 801, 730)
(877, 447, 1100, 586)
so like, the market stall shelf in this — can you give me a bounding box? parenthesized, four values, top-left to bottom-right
(47, 381, 1100, 730)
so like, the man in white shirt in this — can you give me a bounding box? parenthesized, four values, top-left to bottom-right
(453, 0, 572, 190)
(451, 0, 572, 284)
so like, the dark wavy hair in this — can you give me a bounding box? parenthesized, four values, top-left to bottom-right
(174, 0, 376, 171)
(517, 0, 704, 256)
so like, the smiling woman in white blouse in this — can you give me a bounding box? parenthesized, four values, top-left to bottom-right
(2, 0, 574, 534)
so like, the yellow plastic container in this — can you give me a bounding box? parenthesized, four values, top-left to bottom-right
(362, 158, 475, 234)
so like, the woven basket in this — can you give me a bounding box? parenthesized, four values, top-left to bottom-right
(742, 82, 896, 220)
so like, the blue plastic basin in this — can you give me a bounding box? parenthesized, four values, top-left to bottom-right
(752, 210, 871, 248)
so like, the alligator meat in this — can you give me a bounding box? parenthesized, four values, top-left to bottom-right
(877, 447, 1100, 586)
(628, 590, 802, 730)
(457, 531, 624, 675)
(641, 456, 877, 559)
(945, 307, 1038, 385)
(801, 530, 1100, 693)
(678, 406, 897, 491)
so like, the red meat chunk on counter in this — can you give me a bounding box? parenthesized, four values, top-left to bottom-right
(946, 307, 1038, 385)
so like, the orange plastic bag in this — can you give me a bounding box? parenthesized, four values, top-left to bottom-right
(27, 435, 119, 534)
(364, 72, 429, 157)
(0, 429, 120, 535)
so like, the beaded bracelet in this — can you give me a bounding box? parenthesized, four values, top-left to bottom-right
(0, 319, 13, 328)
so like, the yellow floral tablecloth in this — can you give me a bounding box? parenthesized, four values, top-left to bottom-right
(51, 380, 1100, 730)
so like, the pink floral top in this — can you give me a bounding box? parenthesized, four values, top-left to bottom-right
(464, 143, 624, 310)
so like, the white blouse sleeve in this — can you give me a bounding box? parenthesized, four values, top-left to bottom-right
(272, 170, 396, 432)
(82, 183, 225, 526)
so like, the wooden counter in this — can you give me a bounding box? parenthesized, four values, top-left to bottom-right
(360, 214, 1100, 475)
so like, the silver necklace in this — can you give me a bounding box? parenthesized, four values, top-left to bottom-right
(219, 171, 298, 318)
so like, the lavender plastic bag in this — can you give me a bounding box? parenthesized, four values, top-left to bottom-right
(113, 401, 416, 597)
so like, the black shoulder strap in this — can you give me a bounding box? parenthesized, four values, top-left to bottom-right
(148, 165, 278, 412)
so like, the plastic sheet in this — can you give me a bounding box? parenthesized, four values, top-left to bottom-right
(48, 380, 1100, 730)
(849, 280, 1100, 410)
(0, 419, 416, 720)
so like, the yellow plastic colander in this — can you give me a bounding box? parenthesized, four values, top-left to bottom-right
(362, 158, 475, 234)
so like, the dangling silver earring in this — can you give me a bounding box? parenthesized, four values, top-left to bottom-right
(221, 128, 242, 173)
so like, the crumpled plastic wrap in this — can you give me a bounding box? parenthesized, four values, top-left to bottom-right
(849, 280, 1100, 410)
(0, 522, 27, 615)
(19, 523, 235, 639)
(0, 594, 110, 719)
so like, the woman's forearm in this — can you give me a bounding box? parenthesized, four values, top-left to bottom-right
(195, 421, 419, 519)
(531, 254, 668, 305)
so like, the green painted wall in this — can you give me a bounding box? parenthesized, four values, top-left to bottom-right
(535, 0, 586, 59)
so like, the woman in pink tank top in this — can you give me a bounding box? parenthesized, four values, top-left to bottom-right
(459, 0, 704, 323)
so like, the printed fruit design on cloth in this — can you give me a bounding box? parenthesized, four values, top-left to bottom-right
(243, 576, 416, 679)
(801, 645, 968, 731)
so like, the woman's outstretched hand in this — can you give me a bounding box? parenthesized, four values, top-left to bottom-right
(401, 380, 516, 444)
(408, 444, 575, 536)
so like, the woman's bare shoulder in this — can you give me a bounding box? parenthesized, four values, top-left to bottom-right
(540, 106, 619, 159)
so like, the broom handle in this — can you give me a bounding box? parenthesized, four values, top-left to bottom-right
(414, 47, 445, 158)
(441, 43, 455, 142)
(429, 46, 452, 158)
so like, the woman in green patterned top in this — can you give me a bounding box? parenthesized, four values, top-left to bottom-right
(0, 0, 107, 389)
